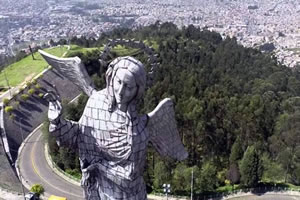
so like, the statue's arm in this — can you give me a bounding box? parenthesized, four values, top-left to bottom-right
(46, 93, 80, 148)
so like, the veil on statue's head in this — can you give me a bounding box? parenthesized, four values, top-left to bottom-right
(105, 56, 146, 112)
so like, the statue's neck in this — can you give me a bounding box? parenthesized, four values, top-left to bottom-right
(117, 103, 128, 113)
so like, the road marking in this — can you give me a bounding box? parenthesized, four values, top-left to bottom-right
(31, 131, 82, 198)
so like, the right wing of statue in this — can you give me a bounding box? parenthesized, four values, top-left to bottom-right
(147, 98, 188, 161)
(39, 49, 95, 97)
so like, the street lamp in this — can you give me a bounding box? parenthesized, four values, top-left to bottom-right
(163, 183, 171, 200)
(191, 168, 194, 200)
(3, 69, 11, 98)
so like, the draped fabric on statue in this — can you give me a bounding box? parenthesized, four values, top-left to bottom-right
(53, 89, 149, 200)
(41, 51, 188, 200)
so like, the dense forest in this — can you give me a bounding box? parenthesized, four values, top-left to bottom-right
(46, 22, 300, 197)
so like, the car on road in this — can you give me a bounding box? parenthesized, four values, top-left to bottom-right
(25, 192, 39, 200)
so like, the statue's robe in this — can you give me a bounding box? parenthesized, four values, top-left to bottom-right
(51, 89, 149, 200)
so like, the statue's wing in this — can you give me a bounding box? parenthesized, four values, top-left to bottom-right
(39, 49, 95, 96)
(147, 98, 188, 161)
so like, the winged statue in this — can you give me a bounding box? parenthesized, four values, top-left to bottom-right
(39, 49, 188, 200)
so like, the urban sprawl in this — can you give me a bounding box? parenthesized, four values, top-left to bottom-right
(0, 0, 300, 67)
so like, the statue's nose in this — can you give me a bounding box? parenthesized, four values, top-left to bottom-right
(118, 84, 125, 96)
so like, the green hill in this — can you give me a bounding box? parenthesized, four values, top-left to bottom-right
(0, 46, 68, 88)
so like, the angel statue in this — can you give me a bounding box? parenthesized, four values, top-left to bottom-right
(39, 49, 188, 200)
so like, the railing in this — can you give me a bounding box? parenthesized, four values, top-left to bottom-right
(44, 143, 81, 185)
(150, 186, 300, 200)
(197, 186, 300, 200)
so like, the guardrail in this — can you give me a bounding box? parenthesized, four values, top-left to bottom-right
(195, 186, 300, 200)
(44, 143, 81, 186)
(0, 102, 13, 163)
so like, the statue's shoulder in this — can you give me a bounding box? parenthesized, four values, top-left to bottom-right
(92, 89, 107, 99)
(86, 89, 109, 108)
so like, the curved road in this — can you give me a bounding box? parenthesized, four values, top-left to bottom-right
(19, 128, 83, 199)
(18, 127, 300, 200)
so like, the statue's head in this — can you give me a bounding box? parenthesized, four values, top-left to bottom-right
(106, 56, 146, 112)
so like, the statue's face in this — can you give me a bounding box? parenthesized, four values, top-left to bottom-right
(113, 68, 137, 110)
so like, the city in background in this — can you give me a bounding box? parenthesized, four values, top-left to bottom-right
(0, 0, 300, 67)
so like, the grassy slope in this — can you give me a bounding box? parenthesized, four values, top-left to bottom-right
(0, 46, 68, 87)
(0, 42, 155, 88)
(66, 44, 143, 57)
(66, 45, 101, 56)
(112, 44, 142, 57)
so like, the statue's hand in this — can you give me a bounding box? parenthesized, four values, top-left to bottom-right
(44, 93, 62, 123)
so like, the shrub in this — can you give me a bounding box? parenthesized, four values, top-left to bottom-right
(35, 83, 41, 90)
(20, 94, 29, 101)
(3, 98, 9, 105)
(4, 106, 13, 113)
(28, 88, 35, 95)
(38, 93, 44, 98)
(65, 168, 82, 179)
(30, 184, 44, 196)
(31, 79, 37, 85)
(26, 81, 32, 87)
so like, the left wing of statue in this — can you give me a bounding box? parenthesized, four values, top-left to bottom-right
(39, 49, 95, 97)
(147, 98, 188, 161)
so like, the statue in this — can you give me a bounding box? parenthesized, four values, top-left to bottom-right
(39, 50, 188, 200)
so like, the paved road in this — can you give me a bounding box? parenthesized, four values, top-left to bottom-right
(19, 128, 84, 199)
(229, 194, 300, 200)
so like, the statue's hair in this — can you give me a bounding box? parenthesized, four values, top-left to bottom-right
(106, 56, 146, 112)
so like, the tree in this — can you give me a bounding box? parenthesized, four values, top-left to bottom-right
(229, 137, 243, 164)
(262, 154, 285, 182)
(29, 45, 35, 60)
(227, 163, 240, 185)
(59, 147, 77, 170)
(291, 164, 300, 185)
(198, 161, 218, 192)
(240, 145, 263, 187)
(270, 111, 300, 183)
(152, 160, 171, 190)
(172, 163, 193, 193)
(49, 39, 55, 46)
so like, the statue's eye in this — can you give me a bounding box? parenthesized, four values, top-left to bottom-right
(118, 80, 121, 84)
